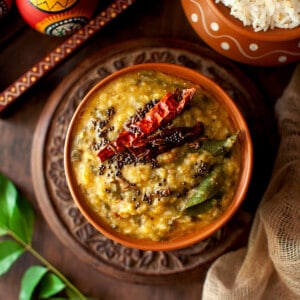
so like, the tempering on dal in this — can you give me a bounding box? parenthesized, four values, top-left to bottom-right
(69, 70, 241, 242)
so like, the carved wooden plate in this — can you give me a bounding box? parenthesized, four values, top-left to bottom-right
(31, 38, 274, 284)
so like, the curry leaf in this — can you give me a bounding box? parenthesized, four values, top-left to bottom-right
(183, 165, 224, 209)
(0, 240, 25, 276)
(0, 228, 6, 237)
(39, 272, 66, 298)
(200, 132, 238, 156)
(0, 173, 88, 299)
(0, 173, 34, 243)
(65, 287, 86, 299)
(19, 265, 48, 300)
(185, 198, 219, 216)
(44, 297, 67, 300)
(0, 173, 18, 233)
(10, 193, 34, 244)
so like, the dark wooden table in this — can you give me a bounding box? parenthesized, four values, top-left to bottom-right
(0, 0, 297, 299)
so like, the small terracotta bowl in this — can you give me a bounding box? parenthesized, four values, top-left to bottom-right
(64, 63, 253, 251)
(181, 0, 300, 66)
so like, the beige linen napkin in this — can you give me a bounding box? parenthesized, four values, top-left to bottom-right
(202, 64, 300, 300)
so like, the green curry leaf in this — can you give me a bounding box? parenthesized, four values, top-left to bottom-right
(200, 132, 239, 156)
(0, 228, 6, 237)
(39, 272, 66, 298)
(43, 298, 68, 300)
(10, 193, 34, 244)
(183, 165, 224, 209)
(19, 265, 48, 300)
(0, 240, 25, 276)
(189, 132, 239, 157)
(185, 198, 219, 216)
(0, 173, 34, 244)
(65, 287, 81, 299)
(0, 173, 18, 233)
(0, 172, 89, 299)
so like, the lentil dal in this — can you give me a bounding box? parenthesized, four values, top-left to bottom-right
(69, 69, 241, 242)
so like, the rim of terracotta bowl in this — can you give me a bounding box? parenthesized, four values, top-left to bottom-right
(207, 0, 300, 42)
(64, 63, 253, 251)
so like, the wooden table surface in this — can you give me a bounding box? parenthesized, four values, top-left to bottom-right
(0, 0, 297, 299)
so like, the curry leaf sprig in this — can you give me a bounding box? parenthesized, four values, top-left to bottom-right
(0, 173, 90, 300)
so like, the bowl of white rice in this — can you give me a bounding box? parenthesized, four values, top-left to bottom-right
(181, 0, 300, 65)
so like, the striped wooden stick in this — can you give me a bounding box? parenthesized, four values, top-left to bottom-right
(0, 0, 136, 113)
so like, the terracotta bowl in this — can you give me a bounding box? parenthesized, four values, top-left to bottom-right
(64, 63, 253, 251)
(181, 0, 300, 66)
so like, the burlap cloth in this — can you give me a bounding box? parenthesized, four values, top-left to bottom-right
(202, 64, 300, 300)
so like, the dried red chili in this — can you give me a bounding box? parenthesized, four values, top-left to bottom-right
(98, 88, 196, 162)
(128, 122, 204, 160)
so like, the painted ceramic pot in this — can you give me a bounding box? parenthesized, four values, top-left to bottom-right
(181, 0, 300, 66)
(16, 0, 98, 36)
(0, 0, 13, 18)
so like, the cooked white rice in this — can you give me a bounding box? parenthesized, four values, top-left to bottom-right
(215, 0, 300, 31)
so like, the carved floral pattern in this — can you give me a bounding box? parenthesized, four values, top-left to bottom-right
(41, 44, 255, 280)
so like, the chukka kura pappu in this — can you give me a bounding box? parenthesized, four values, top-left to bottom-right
(67, 68, 242, 243)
